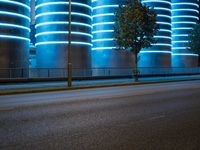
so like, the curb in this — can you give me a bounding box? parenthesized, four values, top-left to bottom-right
(0, 78, 200, 96)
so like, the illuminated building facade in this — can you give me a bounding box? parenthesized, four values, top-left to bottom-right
(172, 0, 199, 67)
(139, 0, 172, 67)
(35, 0, 92, 69)
(0, 0, 30, 74)
(0, 0, 199, 77)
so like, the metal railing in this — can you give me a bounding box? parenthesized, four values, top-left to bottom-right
(0, 67, 200, 79)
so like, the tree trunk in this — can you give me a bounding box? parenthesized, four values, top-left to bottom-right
(134, 52, 139, 82)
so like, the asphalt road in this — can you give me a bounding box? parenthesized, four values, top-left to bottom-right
(0, 80, 200, 150)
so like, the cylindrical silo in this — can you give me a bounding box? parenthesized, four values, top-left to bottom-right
(139, 0, 172, 67)
(172, 0, 199, 67)
(35, 0, 92, 71)
(92, 0, 134, 70)
(0, 0, 30, 77)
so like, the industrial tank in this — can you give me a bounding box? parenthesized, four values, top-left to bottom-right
(92, 0, 135, 71)
(35, 0, 92, 71)
(139, 0, 172, 67)
(0, 0, 30, 77)
(172, 0, 199, 67)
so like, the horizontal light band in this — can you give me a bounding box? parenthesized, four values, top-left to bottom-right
(172, 34, 188, 37)
(92, 14, 171, 19)
(172, 15, 199, 19)
(0, 11, 30, 22)
(35, 21, 92, 28)
(157, 22, 171, 26)
(0, 23, 30, 31)
(157, 14, 171, 19)
(36, 2, 92, 10)
(92, 47, 116, 50)
(0, 35, 30, 41)
(92, 22, 115, 27)
(172, 21, 197, 24)
(35, 12, 91, 20)
(151, 43, 172, 46)
(154, 36, 172, 39)
(172, 41, 188, 43)
(154, 7, 171, 12)
(0, 0, 30, 11)
(92, 38, 114, 42)
(92, 13, 114, 18)
(173, 27, 193, 30)
(142, 0, 171, 5)
(172, 3, 199, 7)
(92, 30, 114, 34)
(159, 29, 172, 33)
(35, 41, 92, 46)
(172, 47, 187, 50)
(35, 31, 92, 38)
(140, 51, 172, 54)
(172, 9, 199, 13)
(93, 5, 118, 10)
(172, 53, 198, 56)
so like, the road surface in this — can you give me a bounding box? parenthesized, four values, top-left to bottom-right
(0, 80, 200, 150)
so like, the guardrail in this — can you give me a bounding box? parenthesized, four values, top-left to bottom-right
(0, 67, 200, 79)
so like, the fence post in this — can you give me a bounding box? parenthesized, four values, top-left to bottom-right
(48, 69, 50, 78)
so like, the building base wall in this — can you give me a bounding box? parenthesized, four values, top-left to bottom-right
(0, 39, 29, 78)
(138, 53, 171, 68)
(92, 50, 135, 76)
(172, 55, 198, 67)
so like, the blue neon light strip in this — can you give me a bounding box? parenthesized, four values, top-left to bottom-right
(0, 0, 30, 11)
(0, 11, 30, 22)
(172, 53, 198, 56)
(172, 21, 197, 24)
(92, 13, 114, 18)
(92, 38, 114, 42)
(36, 2, 92, 10)
(0, 35, 30, 41)
(35, 21, 92, 28)
(172, 41, 189, 43)
(35, 12, 91, 20)
(173, 27, 193, 30)
(151, 43, 172, 46)
(92, 30, 114, 34)
(172, 3, 199, 7)
(92, 14, 171, 19)
(92, 22, 115, 27)
(140, 51, 172, 54)
(35, 41, 92, 47)
(157, 15, 171, 19)
(35, 31, 92, 38)
(157, 22, 171, 26)
(172, 9, 199, 13)
(172, 15, 199, 20)
(172, 47, 188, 50)
(172, 34, 188, 37)
(92, 47, 116, 50)
(142, 0, 171, 5)
(92, 5, 118, 10)
(159, 29, 172, 33)
(154, 7, 171, 12)
(0, 23, 30, 31)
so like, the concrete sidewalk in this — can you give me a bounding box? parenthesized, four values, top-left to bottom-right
(0, 75, 200, 95)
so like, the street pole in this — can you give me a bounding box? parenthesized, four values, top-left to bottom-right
(68, 0, 72, 87)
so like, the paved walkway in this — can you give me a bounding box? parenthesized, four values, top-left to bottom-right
(0, 75, 200, 92)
